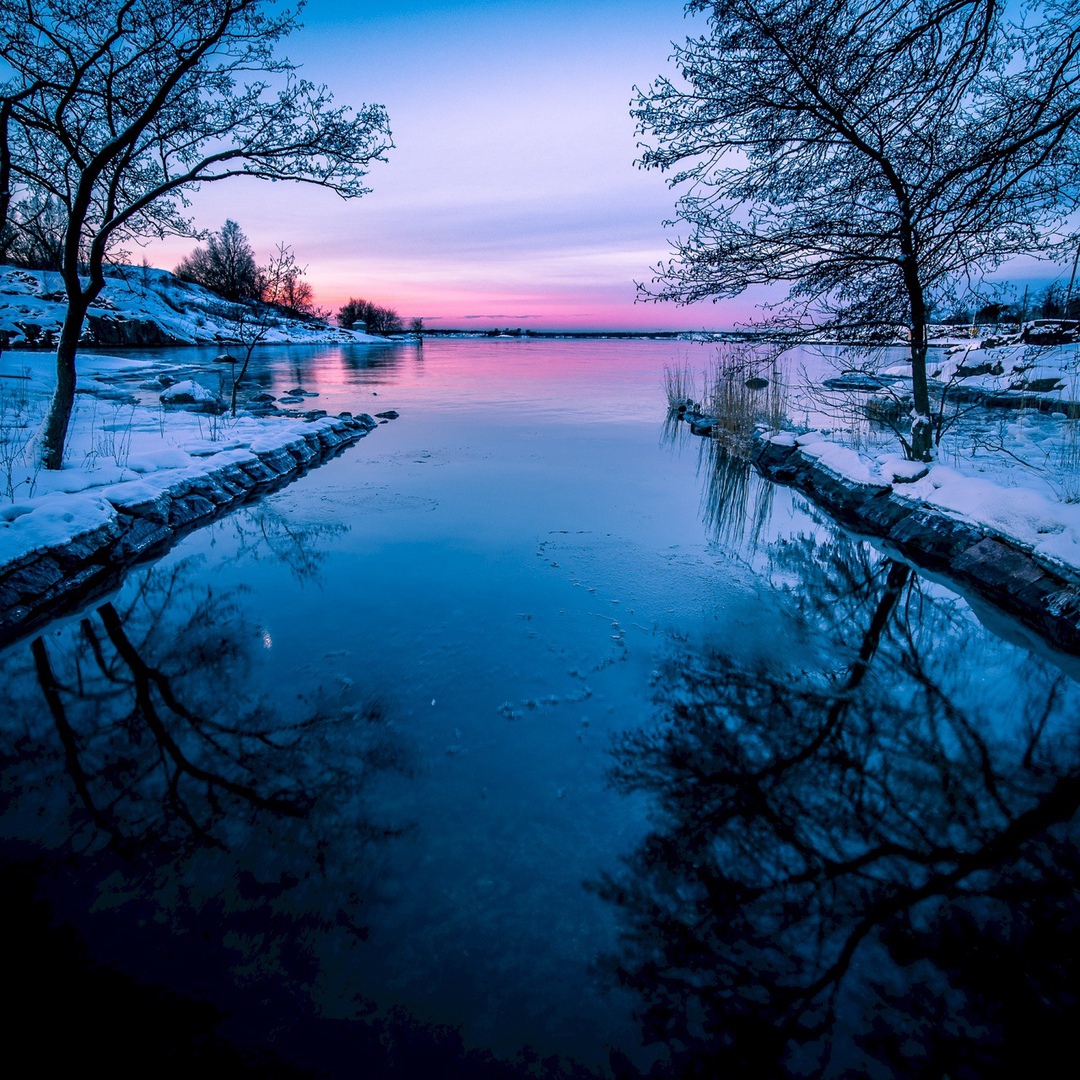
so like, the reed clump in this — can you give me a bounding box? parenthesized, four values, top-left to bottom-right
(663, 362, 698, 413)
(705, 346, 788, 458)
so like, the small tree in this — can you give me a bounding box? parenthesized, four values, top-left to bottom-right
(0, 0, 393, 468)
(338, 297, 401, 334)
(175, 219, 258, 301)
(259, 243, 314, 314)
(228, 242, 302, 414)
(635, 0, 1080, 460)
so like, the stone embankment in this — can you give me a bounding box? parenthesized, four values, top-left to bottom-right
(747, 432, 1080, 655)
(0, 413, 384, 648)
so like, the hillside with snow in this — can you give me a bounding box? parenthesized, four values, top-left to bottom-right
(0, 264, 385, 349)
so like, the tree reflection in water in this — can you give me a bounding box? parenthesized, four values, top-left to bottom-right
(0, 510, 419, 1071)
(598, 535, 1080, 1078)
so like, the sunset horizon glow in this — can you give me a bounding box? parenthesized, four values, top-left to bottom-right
(141, 0, 1069, 332)
(143, 0, 774, 332)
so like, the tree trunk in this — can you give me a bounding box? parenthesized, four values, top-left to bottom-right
(900, 248, 933, 462)
(908, 312, 933, 463)
(40, 295, 89, 470)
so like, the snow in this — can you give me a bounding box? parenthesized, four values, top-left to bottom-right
(761, 423, 1080, 579)
(796, 437, 880, 485)
(0, 348, 373, 573)
(160, 379, 220, 405)
(0, 263, 390, 348)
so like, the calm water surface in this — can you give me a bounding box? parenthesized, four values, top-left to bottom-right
(2, 339, 1079, 1077)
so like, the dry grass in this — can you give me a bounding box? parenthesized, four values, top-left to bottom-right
(663, 362, 698, 412)
(705, 345, 788, 456)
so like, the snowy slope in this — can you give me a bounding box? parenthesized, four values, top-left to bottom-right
(0, 264, 386, 348)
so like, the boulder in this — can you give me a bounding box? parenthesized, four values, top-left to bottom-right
(159, 379, 224, 413)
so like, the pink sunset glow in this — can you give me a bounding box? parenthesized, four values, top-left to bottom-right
(146, 1, 766, 332)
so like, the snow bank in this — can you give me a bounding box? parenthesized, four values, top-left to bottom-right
(0, 404, 374, 572)
(759, 426, 1080, 579)
(0, 264, 389, 348)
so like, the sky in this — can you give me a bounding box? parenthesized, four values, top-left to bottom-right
(146, 0, 751, 332)
(142, 0, 1073, 332)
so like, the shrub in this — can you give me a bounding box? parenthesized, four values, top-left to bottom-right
(338, 297, 402, 335)
(175, 220, 259, 301)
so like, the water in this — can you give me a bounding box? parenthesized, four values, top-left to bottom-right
(2, 339, 1079, 1077)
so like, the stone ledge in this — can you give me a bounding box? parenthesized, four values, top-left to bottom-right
(0, 413, 382, 650)
(749, 433, 1080, 656)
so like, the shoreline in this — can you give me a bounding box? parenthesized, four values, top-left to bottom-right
(739, 426, 1080, 655)
(0, 412, 390, 649)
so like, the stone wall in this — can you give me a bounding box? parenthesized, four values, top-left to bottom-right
(0, 413, 381, 649)
(752, 433, 1080, 656)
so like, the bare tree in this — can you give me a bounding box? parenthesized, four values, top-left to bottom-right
(258, 240, 313, 314)
(227, 241, 302, 414)
(0, 0, 393, 468)
(635, 1, 1080, 460)
(175, 218, 258, 301)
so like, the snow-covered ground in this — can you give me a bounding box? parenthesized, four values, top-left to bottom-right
(0, 349, 375, 576)
(678, 332, 1080, 581)
(0, 263, 387, 348)
(774, 428, 1080, 582)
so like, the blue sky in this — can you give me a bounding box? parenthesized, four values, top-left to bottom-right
(151, 0, 737, 330)
(147, 0, 1070, 329)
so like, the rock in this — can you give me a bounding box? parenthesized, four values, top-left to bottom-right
(953, 537, 1046, 598)
(278, 396, 303, 404)
(160, 379, 223, 412)
(3, 556, 64, 598)
(857, 489, 914, 532)
(214, 352, 239, 364)
(1021, 322, 1079, 346)
(86, 313, 180, 346)
(1010, 377, 1065, 393)
(822, 372, 896, 391)
(303, 409, 328, 421)
(54, 523, 121, 567)
(955, 360, 1003, 377)
(256, 447, 295, 475)
(745, 377, 770, 390)
(113, 515, 173, 559)
(252, 392, 276, 403)
(883, 460, 929, 484)
(888, 509, 982, 568)
(167, 494, 217, 528)
(374, 410, 399, 419)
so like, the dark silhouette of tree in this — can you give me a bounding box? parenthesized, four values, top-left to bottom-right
(597, 534, 1080, 1077)
(7, 548, 411, 856)
(635, 0, 1080, 460)
(0, 0, 393, 468)
(226, 241, 311, 414)
(175, 219, 258, 301)
(0, 190, 65, 268)
(338, 296, 403, 335)
(258, 240, 314, 314)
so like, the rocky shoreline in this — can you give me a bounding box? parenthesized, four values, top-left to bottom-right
(0, 412, 386, 649)
(746, 430, 1080, 656)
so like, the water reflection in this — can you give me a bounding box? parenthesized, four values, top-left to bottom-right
(0, 527, 423, 1069)
(661, 419, 775, 553)
(599, 535, 1080, 1077)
